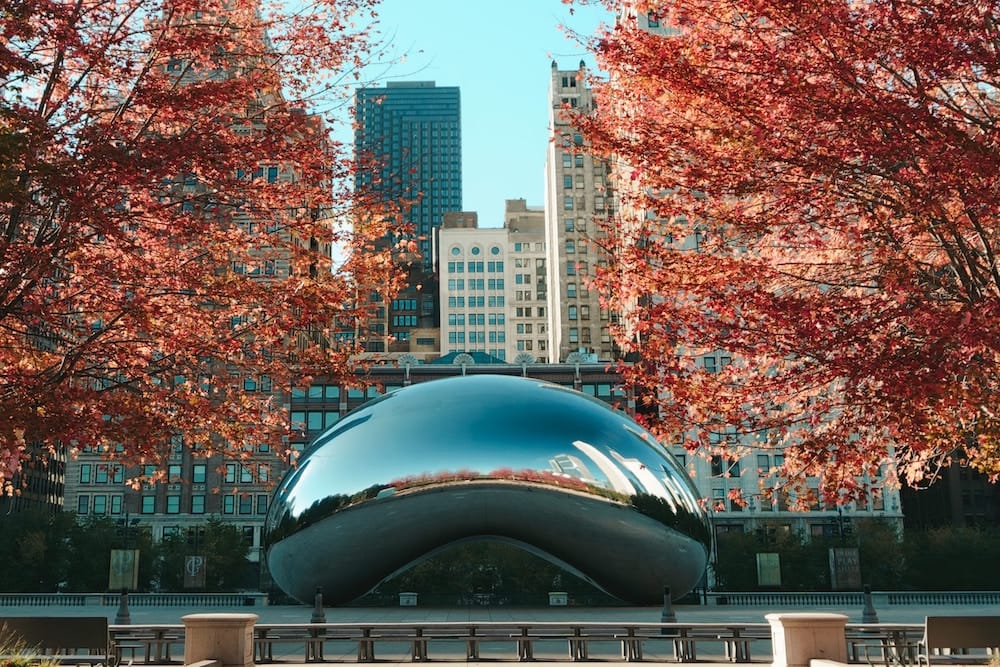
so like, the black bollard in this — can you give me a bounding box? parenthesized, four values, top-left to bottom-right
(114, 588, 131, 625)
(660, 586, 678, 636)
(862, 584, 879, 624)
(311, 587, 326, 623)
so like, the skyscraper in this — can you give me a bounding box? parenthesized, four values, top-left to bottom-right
(354, 82, 462, 351)
(544, 62, 618, 363)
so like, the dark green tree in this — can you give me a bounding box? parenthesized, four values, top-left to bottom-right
(201, 518, 253, 591)
(904, 526, 1000, 590)
(0, 509, 75, 591)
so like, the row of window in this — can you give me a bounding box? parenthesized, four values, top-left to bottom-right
(447, 331, 507, 344)
(75, 493, 270, 516)
(448, 313, 505, 326)
(561, 153, 586, 168)
(449, 245, 502, 256)
(563, 196, 606, 211)
(515, 307, 546, 317)
(514, 290, 546, 301)
(446, 261, 505, 273)
(446, 279, 505, 291)
(446, 296, 506, 308)
(513, 242, 544, 252)
(567, 328, 611, 344)
(291, 385, 386, 400)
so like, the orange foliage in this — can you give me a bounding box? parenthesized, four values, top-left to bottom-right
(580, 0, 1000, 505)
(0, 0, 398, 486)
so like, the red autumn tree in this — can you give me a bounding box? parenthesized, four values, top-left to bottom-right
(580, 0, 1000, 505)
(0, 0, 399, 488)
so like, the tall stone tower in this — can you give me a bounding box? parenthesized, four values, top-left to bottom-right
(544, 62, 618, 362)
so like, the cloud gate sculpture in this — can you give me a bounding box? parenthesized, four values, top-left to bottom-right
(264, 375, 710, 605)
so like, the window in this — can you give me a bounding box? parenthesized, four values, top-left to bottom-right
(566, 240, 575, 254)
(141, 496, 156, 514)
(562, 153, 572, 168)
(575, 154, 584, 167)
(711, 456, 729, 476)
(307, 411, 323, 431)
(564, 196, 574, 210)
(192, 464, 206, 484)
(257, 495, 268, 514)
(223, 495, 235, 514)
(240, 465, 253, 483)
(569, 328, 579, 343)
(239, 495, 253, 514)
(225, 463, 237, 483)
(567, 261, 576, 276)
(77, 495, 89, 514)
(192, 495, 205, 514)
(168, 464, 181, 482)
(95, 465, 109, 484)
(166, 495, 180, 514)
(569, 306, 578, 320)
(110, 495, 122, 515)
(647, 11, 660, 27)
(567, 283, 577, 298)
(80, 465, 91, 484)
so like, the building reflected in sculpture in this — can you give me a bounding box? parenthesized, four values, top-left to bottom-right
(265, 375, 710, 605)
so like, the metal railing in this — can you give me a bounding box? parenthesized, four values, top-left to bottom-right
(0, 593, 267, 608)
(106, 620, 928, 664)
(706, 590, 1000, 607)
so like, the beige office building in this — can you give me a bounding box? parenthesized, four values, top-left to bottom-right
(437, 200, 550, 363)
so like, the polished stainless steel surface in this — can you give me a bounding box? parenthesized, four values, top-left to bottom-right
(265, 375, 710, 605)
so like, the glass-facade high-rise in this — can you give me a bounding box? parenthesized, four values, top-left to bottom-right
(354, 82, 461, 350)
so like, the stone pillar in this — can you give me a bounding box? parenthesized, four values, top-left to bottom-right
(182, 613, 258, 667)
(766, 612, 848, 667)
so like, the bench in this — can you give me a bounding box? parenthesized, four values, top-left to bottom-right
(110, 625, 184, 664)
(0, 616, 114, 666)
(916, 616, 1000, 666)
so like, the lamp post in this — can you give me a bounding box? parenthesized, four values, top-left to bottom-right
(114, 513, 140, 624)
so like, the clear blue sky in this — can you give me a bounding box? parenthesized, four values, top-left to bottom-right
(355, 0, 614, 228)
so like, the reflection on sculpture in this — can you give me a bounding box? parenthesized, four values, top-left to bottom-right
(265, 375, 710, 605)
